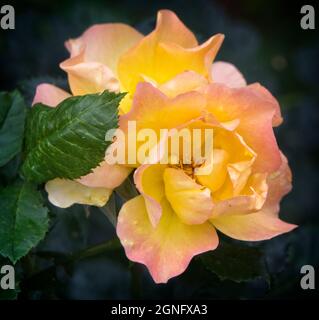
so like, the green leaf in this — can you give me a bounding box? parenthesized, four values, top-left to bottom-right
(22, 91, 124, 183)
(200, 241, 269, 282)
(0, 181, 49, 263)
(0, 91, 27, 167)
(0, 155, 22, 187)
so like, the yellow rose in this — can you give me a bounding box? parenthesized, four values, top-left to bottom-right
(116, 81, 296, 283)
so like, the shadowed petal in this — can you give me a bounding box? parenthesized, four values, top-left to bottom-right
(45, 178, 112, 208)
(32, 83, 71, 107)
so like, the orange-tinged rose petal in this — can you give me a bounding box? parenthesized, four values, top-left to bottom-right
(61, 23, 143, 95)
(134, 164, 166, 227)
(77, 161, 131, 189)
(163, 168, 214, 225)
(32, 83, 71, 107)
(120, 82, 205, 132)
(205, 83, 282, 173)
(211, 61, 247, 88)
(211, 173, 268, 218)
(211, 154, 296, 240)
(261, 152, 292, 216)
(249, 83, 283, 127)
(61, 60, 120, 95)
(119, 83, 206, 166)
(153, 10, 198, 48)
(211, 210, 296, 241)
(117, 195, 218, 283)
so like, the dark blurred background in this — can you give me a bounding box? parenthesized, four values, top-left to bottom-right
(0, 0, 318, 299)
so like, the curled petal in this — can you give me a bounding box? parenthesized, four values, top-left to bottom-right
(64, 24, 142, 72)
(211, 61, 247, 88)
(45, 178, 112, 208)
(163, 168, 214, 225)
(227, 160, 253, 195)
(211, 154, 296, 240)
(117, 196, 218, 283)
(61, 23, 143, 95)
(211, 173, 268, 218)
(32, 83, 71, 107)
(61, 60, 120, 95)
(196, 149, 229, 192)
(211, 210, 296, 241)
